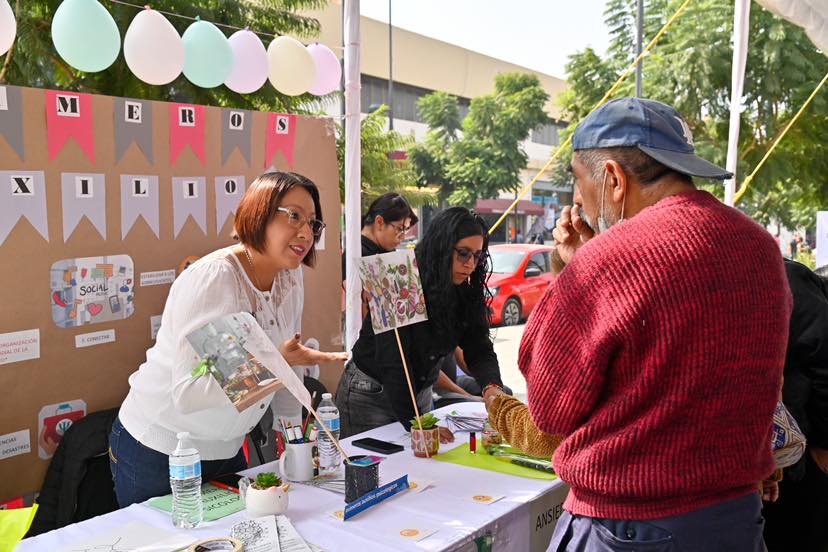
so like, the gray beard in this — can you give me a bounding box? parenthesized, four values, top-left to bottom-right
(582, 212, 598, 233)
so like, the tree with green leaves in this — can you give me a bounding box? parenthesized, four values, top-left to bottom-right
(410, 73, 550, 207)
(558, 0, 828, 230)
(336, 105, 437, 209)
(0, 0, 328, 113)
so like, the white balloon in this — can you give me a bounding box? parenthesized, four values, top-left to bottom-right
(224, 30, 268, 94)
(0, 0, 15, 57)
(307, 43, 342, 96)
(267, 36, 315, 96)
(124, 8, 184, 85)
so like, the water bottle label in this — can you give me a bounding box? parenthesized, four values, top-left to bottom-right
(170, 462, 201, 480)
(318, 418, 339, 432)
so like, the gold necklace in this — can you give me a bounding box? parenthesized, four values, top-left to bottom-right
(243, 247, 264, 292)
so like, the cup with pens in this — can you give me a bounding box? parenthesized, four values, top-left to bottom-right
(277, 415, 319, 482)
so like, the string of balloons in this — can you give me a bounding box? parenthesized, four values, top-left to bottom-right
(0, 0, 342, 96)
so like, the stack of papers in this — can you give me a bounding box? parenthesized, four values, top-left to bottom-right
(445, 412, 487, 432)
(231, 515, 325, 552)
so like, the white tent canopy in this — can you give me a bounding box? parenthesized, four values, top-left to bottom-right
(724, 0, 828, 206)
(756, 0, 828, 53)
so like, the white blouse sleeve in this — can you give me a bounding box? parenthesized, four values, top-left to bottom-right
(166, 260, 250, 414)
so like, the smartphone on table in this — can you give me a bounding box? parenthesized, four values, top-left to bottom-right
(351, 437, 404, 455)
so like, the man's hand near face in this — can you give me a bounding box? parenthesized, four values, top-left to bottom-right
(552, 204, 595, 266)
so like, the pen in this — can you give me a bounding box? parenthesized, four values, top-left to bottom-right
(301, 391, 318, 435)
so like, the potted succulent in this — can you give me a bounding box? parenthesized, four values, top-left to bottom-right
(410, 413, 440, 457)
(239, 472, 290, 517)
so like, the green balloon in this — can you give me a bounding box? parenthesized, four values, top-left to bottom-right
(51, 0, 121, 73)
(182, 20, 233, 89)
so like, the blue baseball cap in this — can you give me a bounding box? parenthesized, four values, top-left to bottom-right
(572, 98, 732, 180)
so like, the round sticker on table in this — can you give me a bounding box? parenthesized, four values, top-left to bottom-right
(400, 529, 420, 538)
(473, 495, 493, 503)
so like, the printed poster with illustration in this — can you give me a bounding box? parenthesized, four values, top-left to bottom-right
(186, 312, 310, 413)
(37, 399, 87, 459)
(359, 249, 428, 334)
(50, 255, 135, 328)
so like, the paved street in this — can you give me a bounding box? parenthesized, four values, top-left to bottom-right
(491, 322, 528, 403)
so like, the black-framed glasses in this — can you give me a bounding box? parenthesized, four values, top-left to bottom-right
(276, 207, 326, 238)
(388, 222, 410, 238)
(454, 247, 485, 265)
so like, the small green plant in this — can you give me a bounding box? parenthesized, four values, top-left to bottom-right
(410, 413, 440, 430)
(253, 472, 282, 489)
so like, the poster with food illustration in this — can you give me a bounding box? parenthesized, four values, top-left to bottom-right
(359, 249, 428, 334)
(37, 399, 87, 459)
(50, 255, 135, 328)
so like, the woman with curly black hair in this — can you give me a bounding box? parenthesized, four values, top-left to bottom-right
(336, 207, 504, 438)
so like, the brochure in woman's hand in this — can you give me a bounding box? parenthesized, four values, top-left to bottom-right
(186, 312, 309, 412)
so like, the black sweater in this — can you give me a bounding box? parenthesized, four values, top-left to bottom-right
(783, 261, 828, 454)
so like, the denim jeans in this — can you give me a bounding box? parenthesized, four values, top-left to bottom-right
(108, 417, 248, 508)
(548, 492, 766, 552)
(335, 361, 433, 438)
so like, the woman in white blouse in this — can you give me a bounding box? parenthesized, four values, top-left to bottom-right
(110, 171, 346, 507)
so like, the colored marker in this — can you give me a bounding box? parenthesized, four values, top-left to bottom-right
(470, 432, 477, 454)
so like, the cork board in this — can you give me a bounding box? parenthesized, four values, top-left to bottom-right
(0, 85, 343, 500)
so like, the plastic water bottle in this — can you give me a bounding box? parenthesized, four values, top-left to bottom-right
(169, 432, 203, 528)
(316, 393, 341, 476)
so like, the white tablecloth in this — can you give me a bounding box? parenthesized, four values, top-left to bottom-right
(17, 403, 568, 551)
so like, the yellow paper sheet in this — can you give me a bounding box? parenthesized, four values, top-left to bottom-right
(0, 503, 38, 552)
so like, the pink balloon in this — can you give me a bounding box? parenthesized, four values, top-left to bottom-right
(224, 29, 268, 94)
(307, 43, 342, 96)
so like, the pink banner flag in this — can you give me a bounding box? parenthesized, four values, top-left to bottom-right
(45, 90, 95, 163)
(264, 113, 297, 169)
(169, 103, 206, 166)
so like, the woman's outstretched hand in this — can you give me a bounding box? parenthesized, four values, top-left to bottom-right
(279, 333, 349, 366)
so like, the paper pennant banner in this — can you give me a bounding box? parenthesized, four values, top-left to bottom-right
(172, 177, 207, 238)
(264, 113, 297, 169)
(221, 109, 252, 165)
(215, 176, 246, 235)
(115, 98, 153, 163)
(169, 103, 206, 166)
(359, 249, 428, 334)
(0, 86, 25, 161)
(61, 173, 107, 241)
(46, 90, 95, 163)
(0, 171, 48, 246)
(121, 175, 160, 239)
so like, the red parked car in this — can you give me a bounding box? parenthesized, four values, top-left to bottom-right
(487, 244, 554, 326)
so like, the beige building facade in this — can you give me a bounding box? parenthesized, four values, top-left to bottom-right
(304, 2, 574, 240)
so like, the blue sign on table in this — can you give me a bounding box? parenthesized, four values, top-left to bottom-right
(343, 475, 409, 520)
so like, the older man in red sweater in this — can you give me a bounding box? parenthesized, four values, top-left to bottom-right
(519, 98, 792, 551)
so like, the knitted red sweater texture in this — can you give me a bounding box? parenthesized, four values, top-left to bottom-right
(520, 190, 792, 519)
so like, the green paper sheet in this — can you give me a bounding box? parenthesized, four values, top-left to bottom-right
(146, 483, 244, 521)
(0, 503, 38, 552)
(433, 443, 557, 480)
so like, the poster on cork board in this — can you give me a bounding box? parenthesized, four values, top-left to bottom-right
(0, 84, 342, 501)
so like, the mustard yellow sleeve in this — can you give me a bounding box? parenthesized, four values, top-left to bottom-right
(488, 394, 563, 459)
